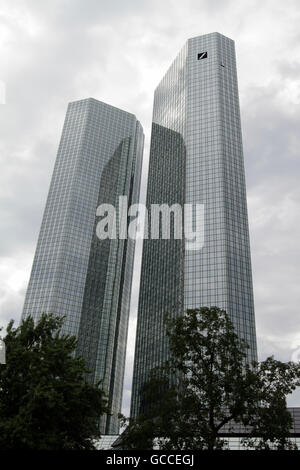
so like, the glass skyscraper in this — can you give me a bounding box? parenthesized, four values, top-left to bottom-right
(131, 33, 257, 418)
(22, 98, 144, 434)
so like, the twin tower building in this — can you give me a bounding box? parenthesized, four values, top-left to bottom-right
(22, 33, 257, 434)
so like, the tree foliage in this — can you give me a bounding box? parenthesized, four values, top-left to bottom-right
(0, 314, 108, 450)
(121, 307, 300, 450)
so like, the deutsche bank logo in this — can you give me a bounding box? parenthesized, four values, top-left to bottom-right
(197, 52, 208, 60)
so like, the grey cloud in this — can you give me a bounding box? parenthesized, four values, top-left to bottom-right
(241, 78, 300, 368)
(242, 84, 300, 185)
(276, 59, 300, 80)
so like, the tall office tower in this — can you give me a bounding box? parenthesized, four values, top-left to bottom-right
(131, 33, 257, 418)
(22, 98, 144, 434)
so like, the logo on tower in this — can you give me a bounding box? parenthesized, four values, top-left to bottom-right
(197, 52, 208, 60)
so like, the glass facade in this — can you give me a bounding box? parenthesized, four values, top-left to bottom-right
(100, 408, 300, 448)
(22, 98, 144, 434)
(131, 33, 257, 418)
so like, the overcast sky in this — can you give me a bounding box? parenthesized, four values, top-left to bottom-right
(0, 0, 300, 415)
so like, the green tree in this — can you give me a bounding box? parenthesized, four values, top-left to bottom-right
(121, 307, 300, 450)
(0, 313, 108, 450)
